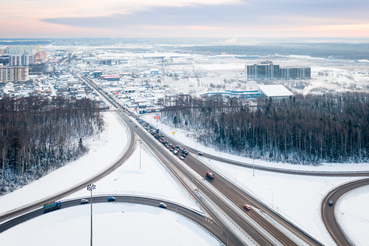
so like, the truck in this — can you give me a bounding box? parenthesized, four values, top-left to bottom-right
(44, 201, 62, 213)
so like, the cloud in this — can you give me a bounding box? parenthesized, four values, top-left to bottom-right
(41, 0, 369, 31)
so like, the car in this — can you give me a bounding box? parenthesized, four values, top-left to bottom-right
(244, 204, 251, 210)
(173, 150, 178, 155)
(181, 154, 186, 158)
(198, 152, 203, 156)
(180, 156, 184, 160)
(176, 145, 180, 149)
(328, 200, 333, 206)
(159, 202, 167, 208)
(206, 171, 214, 179)
(135, 125, 137, 128)
(108, 197, 116, 202)
(80, 199, 89, 204)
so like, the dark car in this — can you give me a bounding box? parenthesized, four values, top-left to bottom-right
(159, 202, 167, 208)
(206, 171, 214, 179)
(328, 200, 333, 206)
(198, 152, 203, 156)
(108, 197, 116, 202)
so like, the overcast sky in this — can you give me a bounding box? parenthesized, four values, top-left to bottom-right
(1, 0, 369, 38)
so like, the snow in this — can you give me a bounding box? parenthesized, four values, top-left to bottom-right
(258, 85, 294, 97)
(336, 185, 369, 245)
(200, 157, 357, 245)
(0, 111, 210, 246)
(68, 141, 200, 211)
(142, 114, 369, 244)
(0, 112, 128, 215)
(143, 114, 369, 172)
(0, 203, 220, 246)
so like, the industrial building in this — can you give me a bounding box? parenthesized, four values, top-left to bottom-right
(258, 85, 293, 99)
(246, 61, 311, 80)
(0, 66, 29, 83)
(100, 74, 120, 81)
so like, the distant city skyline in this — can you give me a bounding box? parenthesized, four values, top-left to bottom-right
(1, 0, 369, 38)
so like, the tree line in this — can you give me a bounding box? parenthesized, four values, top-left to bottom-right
(161, 92, 369, 164)
(0, 96, 104, 195)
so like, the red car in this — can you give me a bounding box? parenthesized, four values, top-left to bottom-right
(244, 204, 251, 210)
(206, 171, 214, 179)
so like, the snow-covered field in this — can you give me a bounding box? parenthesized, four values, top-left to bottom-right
(0, 111, 212, 246)
(68, 140, 200, 211)
(336, 185, 369, 245)
(0, 203, 220, 246)
(144, 114, 369, 172)
(143, 114, 369, 245)
(203, 158, 357, 245)
(0, 112, 128, 215)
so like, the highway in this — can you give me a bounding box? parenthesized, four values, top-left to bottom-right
(163, 134, 369, 177)
(3, 71, 362, 245)
(0, 113, 135, 223)
(321, 178, 369, 246)
(84, 75, 321, 245)
(0, 195, 227, 244)
(134, 119, 322, 246)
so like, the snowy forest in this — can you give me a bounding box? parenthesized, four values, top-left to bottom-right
(161, 92, 369, 164)
(0, 96, 104, 195)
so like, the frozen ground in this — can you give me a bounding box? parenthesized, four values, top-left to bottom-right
(200, 158, 358, 245)
(0, 203, 220, 246)
(0, 112, 128, 215)
(0, 111, 211, 246)
(68, 140, 200, 211)
(143, 114, 369, 172)
(336, 185, 369, 245)
(143, 114, 368, 245)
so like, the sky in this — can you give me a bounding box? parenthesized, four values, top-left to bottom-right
(1, 0, 369, 38)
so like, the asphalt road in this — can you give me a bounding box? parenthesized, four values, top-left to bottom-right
(132, 117, 300, 246)
(164, 134, 369, 177)
(0, 113, 135, 223)
(0, 195, 229, 244)
(321, 178, 369, 246)
(83, 76, 318, 245)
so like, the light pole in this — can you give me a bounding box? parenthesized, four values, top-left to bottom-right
(252, 148, 255, 177)
(87, 184, 96, 246)
(139, 139, 142, 169)
(225, 224, 234, 246)
(269, 188, 273, 209)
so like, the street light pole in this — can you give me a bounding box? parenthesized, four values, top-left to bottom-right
(269, 188, 274, 209)
(87, 184, 96, 246)
(139, 139, 142, 169)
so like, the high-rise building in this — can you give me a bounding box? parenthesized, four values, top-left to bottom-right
(0, 67, 29, 83)
(35, 51, 47, 62)
(9, 54, 35, 66)
(246, 61, 311, 80)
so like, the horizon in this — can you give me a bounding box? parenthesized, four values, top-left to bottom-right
(1, 0, 369, 38)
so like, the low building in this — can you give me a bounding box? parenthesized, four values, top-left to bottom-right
(101, 74, 120, 81)
(258, 85, 293, 99)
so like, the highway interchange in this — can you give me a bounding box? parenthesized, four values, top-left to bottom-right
(1, 73, 368, 246)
